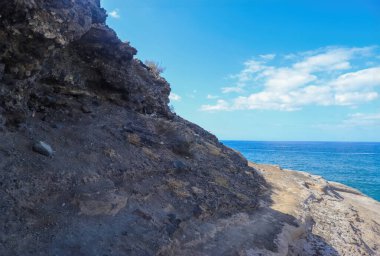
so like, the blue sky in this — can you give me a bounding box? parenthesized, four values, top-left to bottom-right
(101, 0, 380, 141)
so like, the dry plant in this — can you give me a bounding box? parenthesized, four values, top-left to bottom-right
(144, 60, 165, 77)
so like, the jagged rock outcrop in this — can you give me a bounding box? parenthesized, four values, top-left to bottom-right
(0, 1, 379, 256)
(0, 0, 170, 129)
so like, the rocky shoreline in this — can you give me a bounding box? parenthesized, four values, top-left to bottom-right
(248, 162, 380, 256)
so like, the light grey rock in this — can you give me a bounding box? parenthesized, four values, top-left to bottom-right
(33, 141, 54, 157)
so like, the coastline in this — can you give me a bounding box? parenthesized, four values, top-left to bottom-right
(222, 140, 380, 202)
(250, 162, 380, 255)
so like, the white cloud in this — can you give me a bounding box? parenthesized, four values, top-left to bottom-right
(332, 67, 380, 91)
(207, 94, 219, 99)
(284, 53, 297, 60)
(109, 9, 121, 19)
(221, 86, 244, 94)
(229, 59, 267, 89)
(259, 54, 276, 60)
(344, 112, 380, 126)
(233, 91, 300, 111)
(292, 48, 352, 72)
(169, 92, 181, 102)
(201, 100, 230, 111)
(334, 92, 378, 105)
(264, 68, 317, 91)
(202, 46, 380, 112)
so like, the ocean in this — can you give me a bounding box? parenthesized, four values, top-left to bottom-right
(222, 141, 380, 202)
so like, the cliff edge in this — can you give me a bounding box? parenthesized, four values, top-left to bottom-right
(0, 1, 379, 255)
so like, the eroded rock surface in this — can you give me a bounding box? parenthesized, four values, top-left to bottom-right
(248, 163, 380, 256)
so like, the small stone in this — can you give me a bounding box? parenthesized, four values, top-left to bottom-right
(33, 141, 54, 157)
(191, 186, 203, 195)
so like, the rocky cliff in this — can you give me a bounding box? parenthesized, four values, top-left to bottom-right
(0, 1, 379, 255)
(0, 1, 263, 255)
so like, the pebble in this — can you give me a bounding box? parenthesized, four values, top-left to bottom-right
(33, 141, 54, 157)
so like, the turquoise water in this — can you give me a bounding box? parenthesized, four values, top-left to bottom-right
(222, 141, 380, 201)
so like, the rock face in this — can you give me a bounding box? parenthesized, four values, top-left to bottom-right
(0, 1, 379, 255)
(0, 0, 170, 128)
(0, 1, 263, 255)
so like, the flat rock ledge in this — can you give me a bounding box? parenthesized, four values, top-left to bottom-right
(248, 163, 380, 256)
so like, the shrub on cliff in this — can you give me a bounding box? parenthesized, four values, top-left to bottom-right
(144, 60, 165, 77)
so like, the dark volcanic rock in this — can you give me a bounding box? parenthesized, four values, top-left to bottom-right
(0, 0, 170, 128)
(0, 1, 269, 256)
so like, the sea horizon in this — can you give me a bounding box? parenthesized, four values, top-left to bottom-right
(222, 140, 380, 143)
(222, 140, 380, 202)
